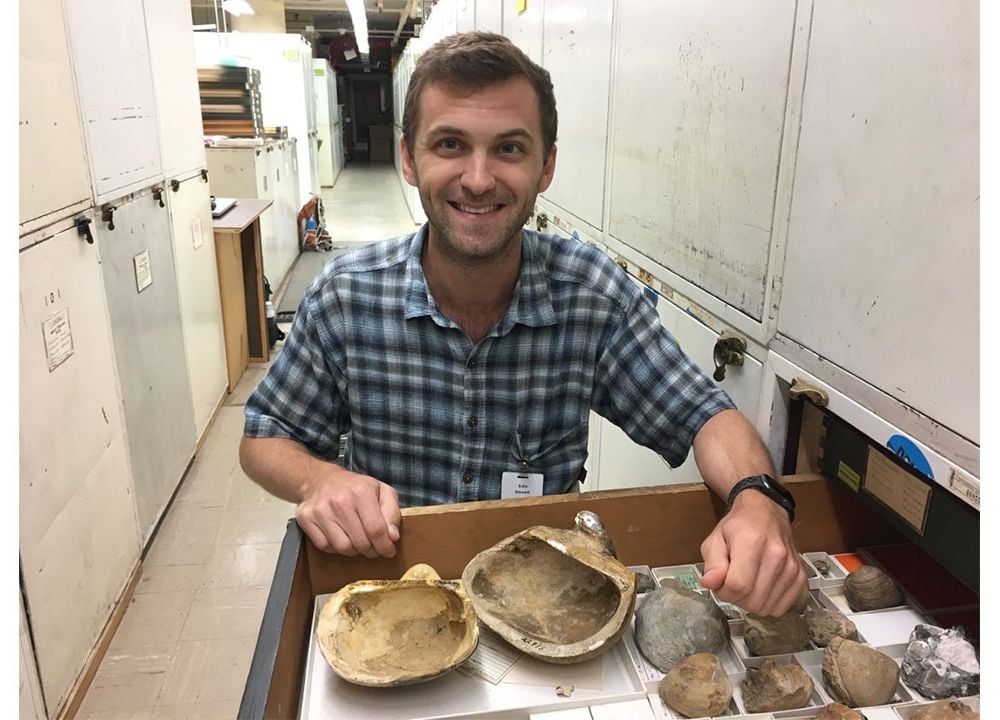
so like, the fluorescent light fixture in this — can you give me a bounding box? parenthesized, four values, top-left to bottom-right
(222, 0, 255, 17)
(193, 23, 218, 30)
(346, 0, 370, 54)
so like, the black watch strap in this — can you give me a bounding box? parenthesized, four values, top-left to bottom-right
(727, 474, 796, 523)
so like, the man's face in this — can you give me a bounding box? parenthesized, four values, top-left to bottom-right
(401, 77, 557, 266)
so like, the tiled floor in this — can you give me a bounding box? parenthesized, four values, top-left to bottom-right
(75, 162, 418, 719)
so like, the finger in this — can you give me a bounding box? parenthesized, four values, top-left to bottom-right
(699, 532, 730, 591)
(335, 504, 379, 559)
(768, 559, 808, 616)
(757, 554, 800, 615)
(718, 534, 763, 607)
(379, 483, 402, 543)
(355, 489, 396, 558)
(740, 543, 788, 615)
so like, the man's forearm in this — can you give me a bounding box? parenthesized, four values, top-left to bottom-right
(239, 435, 343, 504)
(691, 408, 777, 501)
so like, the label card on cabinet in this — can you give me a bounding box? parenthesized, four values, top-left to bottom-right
(863, 449, 932, 534)
(42, 307, 74, 373)
(191, 219, 204, 250)
(133, 250, 153, 292)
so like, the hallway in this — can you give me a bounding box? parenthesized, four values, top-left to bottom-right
(74, 164, 418, 719)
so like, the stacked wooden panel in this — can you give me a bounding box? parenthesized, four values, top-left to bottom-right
(198, 65, 263, 137)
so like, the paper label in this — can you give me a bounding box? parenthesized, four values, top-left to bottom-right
(948, 468, 980, 510)
(191, 219, 204, 250)
(516, 0, 528, 12)
(501, 471, 543, 499)
(42, 307, 74, 372)
(863, 450, 932, 534)
(343, 49, 357, 61)
(133, 250, 152, 293)
(457, 628, 521, 684)
(283, 49, 300, 61)
(837, 460, 861, 492)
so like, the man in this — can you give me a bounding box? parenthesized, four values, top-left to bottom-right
(240, 32, 805, 616)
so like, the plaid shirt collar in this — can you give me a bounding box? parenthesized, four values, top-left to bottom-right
(402, 224, 558, 336)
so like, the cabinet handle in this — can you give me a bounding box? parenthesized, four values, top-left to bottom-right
(712, 330, 746, 382)
(76, 217, 94, 244)
(101, 204, 116, 231)
(788, 378, 829, 407)
(152, 187, 165, 208)
(170, 179, 181, 192)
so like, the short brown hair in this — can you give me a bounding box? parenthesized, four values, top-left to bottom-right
(402, 32, 558, 159)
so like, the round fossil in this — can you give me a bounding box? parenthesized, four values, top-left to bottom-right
(634, 584, 730, 673)
(911, 700, 980, 720)
(822, 636, 899, 707)
(461, 511, 636, 664)
(744, 611, 811, 656)
(805, 606, 859, 647)
(817, 703, 866, 720)
(316, 563, 478, 687)
(741, 659, 814, 712)
(844, 565, 904, 612)
(658, 653, 732, 718)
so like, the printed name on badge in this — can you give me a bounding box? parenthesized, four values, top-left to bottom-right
(501, 471, 543, 499)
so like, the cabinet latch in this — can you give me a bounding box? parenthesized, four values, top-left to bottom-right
(170, 179, 181, 192)
(75, 217, 94, 244)
(536, 212, 548, 231)
(712, 330, 747, 382)
(152, 187, 165, 208)
(200, 168, 209, 182)
(101, 204, 117, 231)
(788, 378, 829, 407)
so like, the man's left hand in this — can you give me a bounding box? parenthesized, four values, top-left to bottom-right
(697, 490, 806, 616)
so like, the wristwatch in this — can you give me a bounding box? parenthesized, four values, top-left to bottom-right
(727, 474, 796, 523)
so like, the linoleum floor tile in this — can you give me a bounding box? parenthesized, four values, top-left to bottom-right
(180, 585, 269, 641)
(215, 505, 295, 546)
(155, 636, 256, 706)
(107, 591, 195, 652)
(201, 542, 282, 589)
(135, 563, 208, 595)
(149, 700, 239, 720)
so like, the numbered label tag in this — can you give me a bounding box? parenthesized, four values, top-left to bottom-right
(501, 472, 543, 499)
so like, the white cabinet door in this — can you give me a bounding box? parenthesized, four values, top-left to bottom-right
(608, 0, 797, 322)
(476, 0, 503, 33)
(778, 0, 979, 447)
(502, 0, 543, 64)
(540, 0, 613, 230)
(144, 0, 207, 178)
(18, 0, 91, 235)
(64, 0, 163, 204)
(20, 216, 141, 714)
(167, 174, 228, 442)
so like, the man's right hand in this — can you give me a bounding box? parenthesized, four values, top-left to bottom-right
(295, 468, 402, 558)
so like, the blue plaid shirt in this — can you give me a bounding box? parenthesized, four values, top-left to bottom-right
(245, 225, 735, 507)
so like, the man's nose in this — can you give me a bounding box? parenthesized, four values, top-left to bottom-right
(461, 151, 496, 196)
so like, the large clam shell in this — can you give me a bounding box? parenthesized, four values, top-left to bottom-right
(844, 565, 904, 611)
(911, 700, 980, 720)
(741, 659, 814, 713)
(316, 563, 478, 687)
(805, 606, 859, 647)
(817, 703, 866, 720)
(822, 636, 899, 707)
(659, 653, 732, 718)
(744, 611, 811, 656)
(461, 511, 636, 663)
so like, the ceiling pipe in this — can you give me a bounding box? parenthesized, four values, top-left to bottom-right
(394, 0, 417, 45)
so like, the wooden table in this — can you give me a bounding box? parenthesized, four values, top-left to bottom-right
(213, 198, 273, 391)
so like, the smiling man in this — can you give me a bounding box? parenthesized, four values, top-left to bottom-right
(240, 32, 806, 616)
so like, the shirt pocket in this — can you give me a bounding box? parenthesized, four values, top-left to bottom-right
(508, 425, 589, 494)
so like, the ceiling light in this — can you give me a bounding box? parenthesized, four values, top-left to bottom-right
(346, 0, 370, 55)
(221, 0, 255, 17)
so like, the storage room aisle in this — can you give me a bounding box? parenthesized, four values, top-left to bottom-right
(74, 164, 419, 719)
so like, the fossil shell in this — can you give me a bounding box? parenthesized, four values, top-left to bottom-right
(658, 653, 732, 718)
(461, 511, 636, 663)
(744, 611, 811, 656)
(634, 583, 730, 673)
(315, 563, 478, 687)
(817, 703, 866, 720)
(805, 606, 859, 647)
(911, 700, 981, 720)
(844, 565, 904, 612)
(741, 659, 814, 712)
(822, 636, 899, 707)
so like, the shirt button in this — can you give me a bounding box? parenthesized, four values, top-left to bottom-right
(467, 416, 478, 428)
(467, 356, 478, 368)
(462, 472, 473, 484)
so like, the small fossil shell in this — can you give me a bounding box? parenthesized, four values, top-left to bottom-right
(817, 703, 866, 720)
(844, 565, 904, 611)
(805, 606, 859, 647)
(658, 653, 732, 718)
(634, 584, 730, 673)
(741, 659, 814, 712)
(316, 563, 478, 687)
(461, 511, 636, 664)
(911, 700, 981, 720)
(822, 636, 899, 707)
(744, 611, 811, 656)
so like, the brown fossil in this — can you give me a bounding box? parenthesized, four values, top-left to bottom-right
(822, 636, 899, 707)
(805, 606, 859, 647)
(658, 653, 732, 718)
(844, 565, 904, 612)
(911, 700, 980, 720)
(461, 511, 636, 663)
(316, 563, 478, 687)
(741, 659, 814, 712)
(744, 611, 811, 656)
(817, 703, 866, 720)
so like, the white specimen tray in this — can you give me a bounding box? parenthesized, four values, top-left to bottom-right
(299, 593, 646, 719)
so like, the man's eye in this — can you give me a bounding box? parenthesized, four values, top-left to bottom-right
(438, 138, 461, 151)
(499, 143, 523, 155)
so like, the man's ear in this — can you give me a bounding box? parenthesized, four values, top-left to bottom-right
(537, 144, 557, 193)
(400, 137, 418, 187)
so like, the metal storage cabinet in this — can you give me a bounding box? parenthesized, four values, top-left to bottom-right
(19, 215, 141, 715)
(167, 172, 229, 441)
(144, 0, 207, 179)
(64, 0, 163, 205)
(314, 59, 341, 188)
(96, 188, 197, 541)
(18, 0, 91, 236)
(776, 0, 979, 476)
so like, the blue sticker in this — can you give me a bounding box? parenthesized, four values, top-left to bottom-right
(885, 434, 934, 480)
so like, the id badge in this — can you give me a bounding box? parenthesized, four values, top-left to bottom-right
(501, 471, 544, 499)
